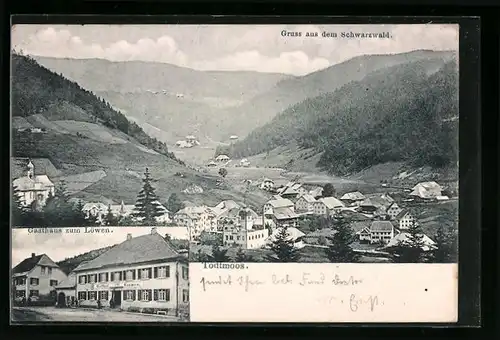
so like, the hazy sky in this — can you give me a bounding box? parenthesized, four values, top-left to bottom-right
(12, 24, 458, 75)
(11, 227, 189, 266)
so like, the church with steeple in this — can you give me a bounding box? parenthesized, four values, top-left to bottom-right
(12, 159, 55, 209)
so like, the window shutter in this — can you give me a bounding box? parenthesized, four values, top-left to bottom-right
(87, 274, 90, 283)
(138, 289, 142, 301)
(148, 268, 152, 279)
(94, 274, 98, 282)
(132, 290, 136, 301)
(166, 265, 170, 278)
(166, 289, 170, 301)
(154, 267, 158, 279)
(105, 273, 109, 282)
(148, 289, 153, 301)
(153, 289, 158, 301)
(137, 269, 141, 280)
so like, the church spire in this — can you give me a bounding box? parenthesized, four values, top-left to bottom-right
(27, 159, 34, 179)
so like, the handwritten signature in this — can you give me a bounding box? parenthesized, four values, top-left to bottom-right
(318, 294, 383, 312)
(199, 275, 265, 292)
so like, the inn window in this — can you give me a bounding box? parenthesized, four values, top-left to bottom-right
(88, 274, 97, 283)
(139, 289, 152, 301)
(155, 266, 169, 278)
(16, 290, 26, 298)
(29, 290, 39, 297)
(16, 277, 26, 285)
(99, 272, 109, 282)
(138, 268, 151, 280)
(225, 235, 229, 240)
(78, 275, 87, 284)
(124, 290, 136, 301)
(48, 267, 52, 275)
(78, 291, 87, 300)
(113, 272, 122, 281)
(50, 280, 58, 286)
(182, 267, 189, 280)
(98, 291, 109, 300)
(88, 291, 97, 300)
(182, 289, 189, 303)
(126, 270, 134, 281)
(40, 266, 46, 275)
(156, 289, 170, 301)
(30, 278, 39, 285)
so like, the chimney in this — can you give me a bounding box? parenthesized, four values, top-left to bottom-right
(31, 253, 35, 258)
(151, 227, 157, 235)
(126, 233, 132, 241)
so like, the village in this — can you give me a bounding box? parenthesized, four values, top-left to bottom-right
(12, 157, 458, 264)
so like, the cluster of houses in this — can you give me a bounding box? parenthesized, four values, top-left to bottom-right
(206, 155, 250, 168)
(12, 228, 190, 315)
(175, 135, 200, 149)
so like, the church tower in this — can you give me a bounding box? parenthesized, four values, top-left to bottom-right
(27, 159, 34, 180)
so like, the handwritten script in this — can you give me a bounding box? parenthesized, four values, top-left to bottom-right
(199, 272, 364, 292)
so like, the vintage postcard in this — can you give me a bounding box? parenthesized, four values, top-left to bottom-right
(11, 23, 459, 323)
(11, 227, 190, 323)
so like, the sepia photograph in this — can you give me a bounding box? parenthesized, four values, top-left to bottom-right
(11, 24, 458, 265)
(11, 227, 190, 323)
(10, 21, 465, 323)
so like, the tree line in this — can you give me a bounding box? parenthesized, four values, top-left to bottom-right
(215, 59, 458, 176)
(11, 53, 182, 164)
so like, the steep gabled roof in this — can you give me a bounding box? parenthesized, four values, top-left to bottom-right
(73, 233, 181, 272)
(266, 198, 294, 208)
(297, 194, 316, 203)
(370, 221, 394, 232)
(317, 197, 345, 209)
(12, 254, 58, 274)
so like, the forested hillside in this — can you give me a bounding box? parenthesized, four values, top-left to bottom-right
(11, 53, 178, 161)
(219, 58, 458, 176)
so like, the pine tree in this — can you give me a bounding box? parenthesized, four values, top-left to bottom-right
(392, 221, 427, 263)
(43, 180, 75, 227)
(211, 244, 230, 262)
(325, 216, 360, 263)
(12, 184, 26, 226)
(103, 204, 118, 226)
(72, 200, 91, 226)
(133, 168, 163, 225)
(322, 183, 336, 197)
(235, 247, 254, 262)
(265, 225, 301, 262)
(429, 224, 457, 263)
(166, 193, 184, 214)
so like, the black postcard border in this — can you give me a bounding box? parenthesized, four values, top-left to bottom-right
(3, 11, 487, 337)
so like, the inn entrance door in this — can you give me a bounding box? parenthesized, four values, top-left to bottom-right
(111, 290, 122, 308)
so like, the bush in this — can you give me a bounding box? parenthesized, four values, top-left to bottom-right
(78, 300, 98, 308)
(27, 299, 56, 307)
(127, 306, 141, 313)
(141, 308, 156, 314)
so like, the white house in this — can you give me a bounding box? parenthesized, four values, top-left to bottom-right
(13, 159, 55, 210)
(394, 210, 417, 230)
(82, 202, 109, 223)
(73, 228, 189, 316)
(260, 178, 275, 191)
(313, 197, 345, 216)
(207, 161, 217, 167)
(239, 158, 250, 167)
(385, 232, 436, 251)
(410, 181, 443, 199)
(220, 207, 268, 250)
(215, 155, 230, 162)
(368, 221, 395, 244)
(229, 135, 239, 140)
(174, 206, 217, 240)
(340, 191, 366, 205)
(263, 198, 295, 214)
(295, 194, 317, 213)
(277, 182, 308, 199)
(266, 227, 305, 249)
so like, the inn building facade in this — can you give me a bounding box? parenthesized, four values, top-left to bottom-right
(72, 228, 189, 316)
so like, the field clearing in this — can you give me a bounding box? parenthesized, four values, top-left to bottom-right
(53, 120, 128, 144)
(59, 170, 108, 194)
(12, 117, 34, 129)
(25, 114, 70, 134)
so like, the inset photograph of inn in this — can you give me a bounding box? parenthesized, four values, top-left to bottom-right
(11, 227, 190, 323)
